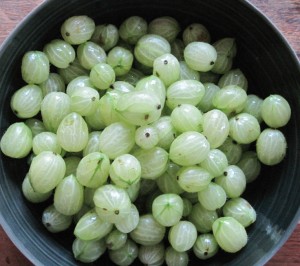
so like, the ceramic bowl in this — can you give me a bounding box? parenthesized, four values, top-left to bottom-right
(0, 0, 300, 265)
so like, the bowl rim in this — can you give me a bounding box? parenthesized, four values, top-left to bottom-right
(244, 0, 300, 65)
(239, 3, 300, 263)
(0, 1, 300, 266)
(0, 3, 49, 266)
(241, 3, 300, 265)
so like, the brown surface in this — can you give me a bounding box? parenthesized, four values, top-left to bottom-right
(0, 0, 300, 265)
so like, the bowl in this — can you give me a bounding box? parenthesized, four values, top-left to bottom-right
(0, 0, 300, 265)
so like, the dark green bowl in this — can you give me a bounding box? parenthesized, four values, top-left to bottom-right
(1, 0, 300, 265)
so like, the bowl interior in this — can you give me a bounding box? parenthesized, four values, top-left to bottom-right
(1, 0, 300, 265)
